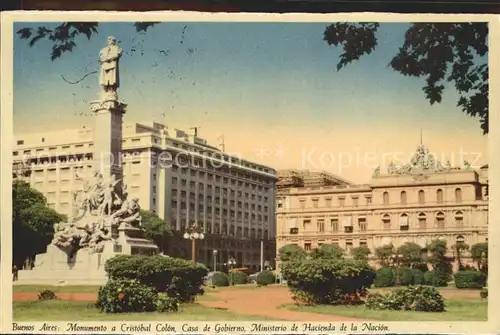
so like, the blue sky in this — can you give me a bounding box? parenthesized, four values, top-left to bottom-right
(13, 22, 488, 182)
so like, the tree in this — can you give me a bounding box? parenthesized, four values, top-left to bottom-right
(13, 180, 67, 267)
(140, 209, 172, 254)
(350, 245, 371, 261)
(323, 23, 488, 134)
(396, 242, 424, 268)
(375, 244, 395, 267)
(470, 242, 488, 273)
(16, 22, 159, 61)
(452, 241, 470, 270)
(427, 239, 453, 286)
(310, 244, 344, 260)
(278, 244, 307, 262)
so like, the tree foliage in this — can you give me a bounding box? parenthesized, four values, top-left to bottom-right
(375, 244, 395, 267)
(396, 242, 424, 268)
(452, 241, 470, 270)
(324, 22, 489, 134)
(12, 180, 67, 266)
(309, 243, 344, 260)
(16, 22, 160, 61)
(350, 245, 371, 261)
(470, 242, 488, 273)
(140, 210, 172, 253)
(426, 239, 453, 286)
(278, 244, 307, 262)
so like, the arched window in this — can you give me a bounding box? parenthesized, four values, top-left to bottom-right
(456, 235, 465, 244)
(400, 191, 407, 205)
(382, 214, 391, 231)
(418, 190, 425, 204)
(383, 192, 389, 205)
(455, 188, 462, 202)
(399, 213, 409, 231)
(436, 189, 444, 204)
(436, 211, 445, 229)
(418, 212, 427, 229)
(454, 211, 464, 227)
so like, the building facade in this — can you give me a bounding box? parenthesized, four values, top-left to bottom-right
(13, 122, 277, 270)
(275, 144, 488, 270)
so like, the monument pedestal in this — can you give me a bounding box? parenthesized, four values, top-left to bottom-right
(16, 228, 158, 285)
(90, 99, 127, 186)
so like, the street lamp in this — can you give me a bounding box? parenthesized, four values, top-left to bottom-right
(213, 249, 218, 272)
(227, 256, 236, 286)
(183, 222, 204, 263)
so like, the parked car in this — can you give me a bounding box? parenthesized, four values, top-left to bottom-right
(247, 272, 260, 283)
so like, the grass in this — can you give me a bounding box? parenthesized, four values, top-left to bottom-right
(13, 300, 276, 321)
(13, 285, 101, 293)
(281, 299, 487, 321)
(13, 283, 264, 294)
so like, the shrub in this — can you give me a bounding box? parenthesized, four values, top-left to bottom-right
(480, 288, 488, 299)
(454, 270, 487, 289)
(155, 293, 180, 312)
(411, 268, 425, 285)
(230, 270, 248, 285)
(38, 290, 57, 301)
(257, 270, 275, 286)
(211, 272, 229, 287)
(105, 255, 208, 302)
(281, 258, 375, 305)
(366, 285, 445, 312)
(374, 267, 395, 288)
(395, 267, 413, 286)
(413, 263, 429, 273)
(95, 278, 157, 313)
(424, 270, 448, 287)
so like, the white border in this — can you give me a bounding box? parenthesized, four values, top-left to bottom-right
(1, 11, 499, 334)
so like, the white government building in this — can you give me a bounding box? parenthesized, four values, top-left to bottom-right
(13, 122, 277, 269)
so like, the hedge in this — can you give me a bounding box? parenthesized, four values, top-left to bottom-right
(424, 270, 448, 287)
(411, 268, 425, 285)
(374, 267, 395, 288)
(211, 272, 229, 287)
(394, 267, 413, 286)
(454, 270, 487, 289)
(281, 258, 375, 305)
(95, 278, 158, 313)
(256, 270, 275, 286)
(366, 285, 445, 312)
(230, 270, 248, 285)
(104, 255, 208, 302)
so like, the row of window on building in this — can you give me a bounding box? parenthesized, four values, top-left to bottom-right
(170, 201, 270, 222)
(170, 176, 271, 194)
(288, 210, 469, 235)
(171, 217, 269, 239)
(290, 188, 469, 210)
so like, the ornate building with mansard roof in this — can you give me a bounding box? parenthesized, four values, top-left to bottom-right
(275, 143, 488, 269)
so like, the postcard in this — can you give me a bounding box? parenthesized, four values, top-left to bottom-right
(1, 11, 498, 334)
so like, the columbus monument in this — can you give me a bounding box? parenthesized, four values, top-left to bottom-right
(17, 37, 158, 285)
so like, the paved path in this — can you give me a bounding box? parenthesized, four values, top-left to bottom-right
(197, 286, 364, 321)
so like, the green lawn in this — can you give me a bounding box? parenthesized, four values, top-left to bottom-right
(281, 299, 487, 321)
(13, 300, 276, 321)
(13, 285, 101, 293)
(13, 283, 262, 294)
